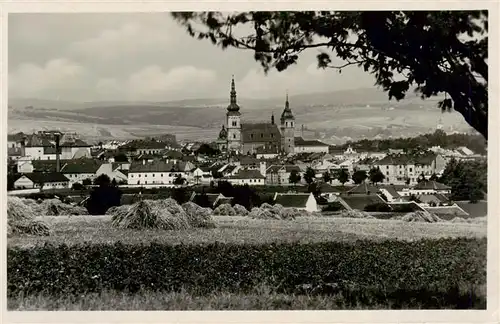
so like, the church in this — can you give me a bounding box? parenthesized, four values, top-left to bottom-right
(216, 77, 296, 156)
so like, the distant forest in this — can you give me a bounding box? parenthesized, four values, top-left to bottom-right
(331, 130, 487, 155)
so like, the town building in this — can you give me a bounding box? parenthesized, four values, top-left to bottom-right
(225, 169, 266, 186)
(374, 152, 447, 185)
(216, 77, 295, 155)
(273, 192, 319, 212)
(14, 172, 70, 190)
(127, 160, 196, 186)
(294, 137, 330, 154)
(266, 165, 302, 185)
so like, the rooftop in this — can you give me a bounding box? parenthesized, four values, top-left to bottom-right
(227, 169, 265, 179)
(274, 193, 311, 208)
(413, 180, 451, 190)
(22, 172, 69, 184)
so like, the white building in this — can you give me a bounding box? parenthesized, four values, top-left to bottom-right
(273, 192, 319, 212)
(375, 152, 447, 185)
(266, 165, 302, 185)
(127, 160, 194, 186)
(294, 137, 330, 154)
(60, 139, 92, 160)
(225, 169, 266, 186)
(14, 172, 70, 190)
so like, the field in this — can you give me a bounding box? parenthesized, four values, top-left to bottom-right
(8, 215, 487, 248)
(8, 213, 487, 311)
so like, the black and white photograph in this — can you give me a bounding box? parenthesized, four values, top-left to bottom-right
(2, 5, 497, 319)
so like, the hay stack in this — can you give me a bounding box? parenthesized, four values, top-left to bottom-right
(41, 198, 88, 216)
(280, 207, 304, 220)
(248, 207, 279, 220)
(107, 205, 131, 223)
(7, 196, 50, 236)
(401, 210, 441, 223)
(213, 203, 237, 216)
(339, 210, 374, 219)
(233, 204, 249, 216)
(111, 199, 190, 230)
(7, 196, 36, 222)
(181, 201, 216, 228)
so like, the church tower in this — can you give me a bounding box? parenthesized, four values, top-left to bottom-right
(280, 91, 295, 155)
(226, 76, 242, 154)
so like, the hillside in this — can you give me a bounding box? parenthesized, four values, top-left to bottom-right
(8, 87, 474, 143)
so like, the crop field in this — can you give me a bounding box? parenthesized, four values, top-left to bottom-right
(7, 214, 487, 310)
(8, 215, 487, 248)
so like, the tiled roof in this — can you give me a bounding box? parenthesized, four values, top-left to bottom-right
(256, 145, 280, 154)
(128, 161, 192, 173)
(375, 155, 411, 166)
(340, 195, 385, 210)
(241, 123, 281, 144)
(8, 147, 22, 156)
(43, 146, 57, 154)
(317, 182, 341, 193)
(61, 159, 103, 174)
(413, 180, 451, 190)
(22, 172, 69, 184)
(274, 193, 310, 208)
(294, 137, 329, 147)
(24, 135, 53, 148)
(121, 140, 166, 150)
(60, 139, 90, 147)
(223, 165, 238, 174)
(7, 132, 25, 142)
(30, 160, 70, 172)
(380, 185, 401, 198)
(347, 182, 380, 195)
(284, 165, 301, 173)
(228, 169, 265, 179)
(266, 165, 283, 173)
(417, 194, 443, 204)
(423, 206, 469, 219)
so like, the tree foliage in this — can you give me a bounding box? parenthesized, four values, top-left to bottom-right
(303, 167, 316, 185)
(369, 167, 385, 185)
(172, 11, 488, 139)
(439, 158, 486, 203)
(352, 170, 368, 184)
(196, 143, 221, 157)
(333, 130, 487, 155)
(288, 169, 301, 186)
(114, 153, 129, 163)
(336, 169, 349, 185)
(322, 171, 332, 183)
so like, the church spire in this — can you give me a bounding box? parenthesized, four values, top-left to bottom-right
(227, 75, 240, 113)
(281, 90, 294, 121)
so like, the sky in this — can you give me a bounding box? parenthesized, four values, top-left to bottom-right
(9, 13, 378, 102)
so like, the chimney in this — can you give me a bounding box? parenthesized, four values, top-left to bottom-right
(55, 133, 61, 173)
(20, 136, 26, 157)
(301, 124, 304, 138)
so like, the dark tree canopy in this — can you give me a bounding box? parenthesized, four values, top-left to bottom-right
(336, 169, 349, 185)
(303, 167, 316, 184)
(352, 170, 368, 184)
(288, 169, 301, 186)
(172, 11, 488, 139)
(369, 167, 385, 185)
